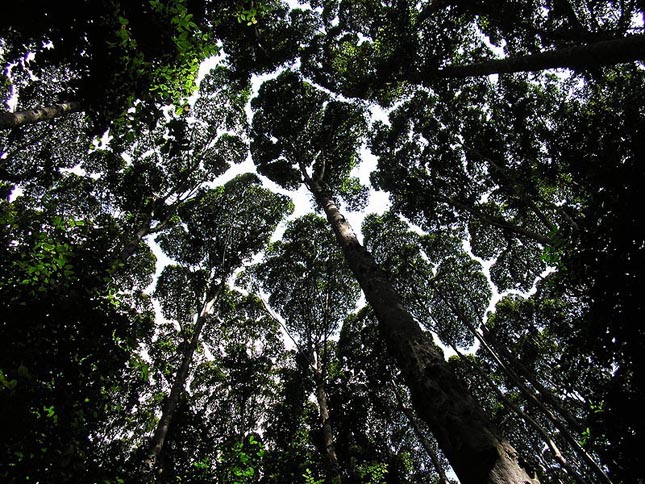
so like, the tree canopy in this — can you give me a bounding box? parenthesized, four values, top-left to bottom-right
(2, 1, 644, 483)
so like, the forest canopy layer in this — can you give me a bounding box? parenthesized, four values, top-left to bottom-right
(1, 1, 644, 483)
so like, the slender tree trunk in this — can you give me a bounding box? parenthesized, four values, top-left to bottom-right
(432, 284, 612, 483)
(482, 334, 613, 484)
(393, 387, 449, 484)
(432, 35, 645, 77)
(314, 362, 342, 484)
(436, 288, 584, 434)
(401, 406, 449, 484)
(310, 183, 537, 484)
(481, 327, 584, 433)
(0, 101, 82, 129)
(451, 345, 589, 484)
(144, 283, 224, 473)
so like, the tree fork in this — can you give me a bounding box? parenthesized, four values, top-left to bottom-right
(433, 35, 645, 77)
(311, 183, 537, 484)
(0, 102, 83, 129)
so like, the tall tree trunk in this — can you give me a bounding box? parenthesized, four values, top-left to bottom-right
(431, 35, 645, 77)
(144, 283, 224, 473)
(450, 344, 588, 484)
(310, 182, 537, 484)
(0, 101, 82, 129)
(393, 386, 449, 484)
(435, 287, 584, 434)
(432, 279, 613, 483)
(314, 361, 342, 484)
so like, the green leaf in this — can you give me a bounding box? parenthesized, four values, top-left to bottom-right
(0, 370, 18, 390)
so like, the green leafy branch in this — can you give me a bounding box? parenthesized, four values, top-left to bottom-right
(303, 468, 325, 484)
(5, 216, 85, 294)
(149, 0, 219, 110)
(222, 434, 266, 484)
(357, 461, 388, 484)
(541, 228, 566, 265)
(111, 0, 219, 116)
(235, 2, 271, 26)
(0, 369, 18, 391)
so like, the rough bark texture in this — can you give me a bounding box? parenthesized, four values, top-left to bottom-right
(435, 35, 645, 77)
(312, 187, 538, 484)
(0, 101, 82, 129)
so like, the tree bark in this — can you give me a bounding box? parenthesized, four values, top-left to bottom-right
(433, 35, 645, 77)
(310, 183, 537, 484)
(451, 345, 588, 484)
(314, 362, 342, 484)
(0, 102, 82, 129)
(433, 285, 613, 483)
(144, 283, 224, 473)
